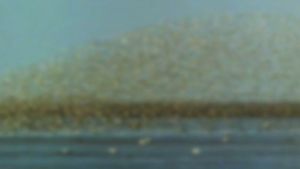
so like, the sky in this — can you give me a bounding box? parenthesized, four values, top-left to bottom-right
(1, 0, 300, 76)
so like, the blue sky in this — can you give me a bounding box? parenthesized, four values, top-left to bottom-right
(0, 0, 300, 76)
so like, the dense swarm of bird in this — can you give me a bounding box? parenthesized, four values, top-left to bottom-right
(0, 13, 299, 133)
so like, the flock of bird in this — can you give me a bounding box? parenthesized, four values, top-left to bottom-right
(0, 13, 298, 133)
